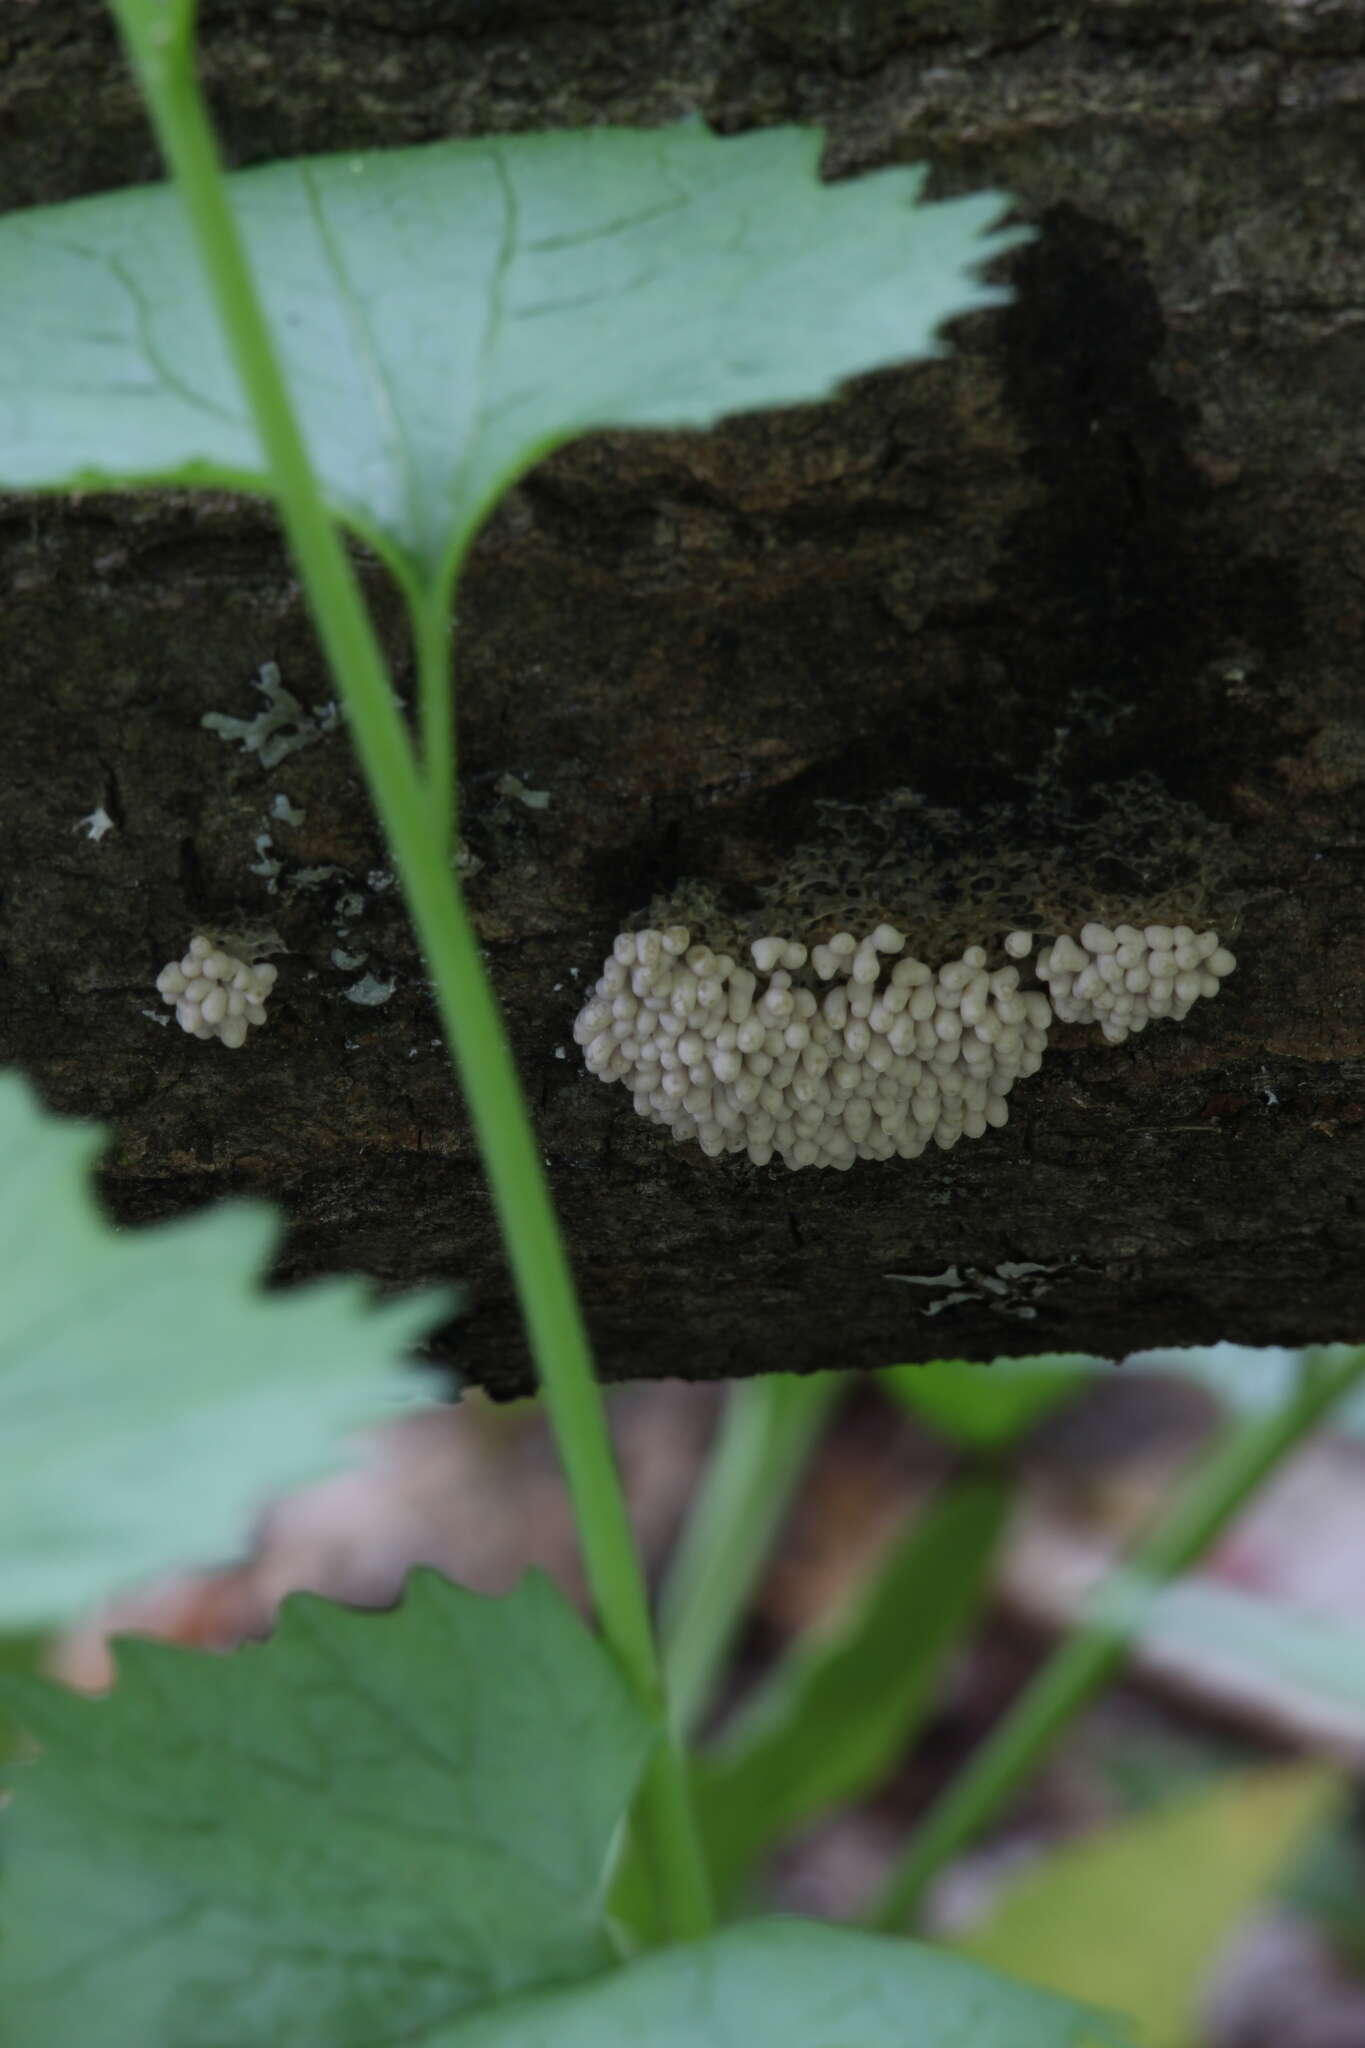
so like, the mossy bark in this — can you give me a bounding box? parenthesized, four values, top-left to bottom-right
(2, 1, 1363, 1395)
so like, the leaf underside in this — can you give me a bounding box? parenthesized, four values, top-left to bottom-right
(0, 123, 1024, 593)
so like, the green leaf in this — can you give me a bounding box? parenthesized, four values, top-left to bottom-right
(957, 1763, 1341, 2048)
(884, 1345, 1365, 1452)
(0, 1071, 448, 1629)
(882, 1355, 1098, 1449)
(613, 1372, 842, 1943)
(660, 1371, 843, 1740)
(108, 0, 194, 53)
(1281, 1808, 1365, 1970)
(0, 125, 1024, 592)
(0, 1633, 44, 1764)
(695, 1473, 1009, 1904)
(431, 1917, 1133, 2048)
(1144, 1581, 1365, 1719)
(0, 1570, 656, 2046)
(1129, 1343, 1365, 1441)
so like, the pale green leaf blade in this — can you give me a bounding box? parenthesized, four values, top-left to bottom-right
(0, 126, 1025, 587)
(1145, 1582, 1365, 1718)
(0, 1570, 656, 2046)
(958, 1763, 1340, 2048)
(882, 1354, 1099, 1450)
(695, 1473, 1009, 1903)
(611, 1373, 841, 1940)
(0, 1071, 449, 1628)
(660, 1370, 843, 1740)
(433, 1918, 1133, 2048)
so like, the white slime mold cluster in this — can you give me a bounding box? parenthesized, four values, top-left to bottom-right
(1036, 921, 1236, 1045)
(155, 935, 278, 1049)
(573, 919, 1235, 1171)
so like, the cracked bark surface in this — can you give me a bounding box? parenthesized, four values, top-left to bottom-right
(1, 0, 1362, 1396)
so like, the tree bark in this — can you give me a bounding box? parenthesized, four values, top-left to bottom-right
(2, 1, 1363, 1396)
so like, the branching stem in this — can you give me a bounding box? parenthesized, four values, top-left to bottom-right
(109, 0, 712, 1943)
(414, 583, 457, 854)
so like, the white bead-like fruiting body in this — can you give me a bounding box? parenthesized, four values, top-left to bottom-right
(1035, 920, 1235, 1045)
(155, 935, 278, 1049)
(573, 919, 1235, 1170)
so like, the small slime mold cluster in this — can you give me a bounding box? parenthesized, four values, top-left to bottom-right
(1036, 921, 1237, 1044)
(155, 935, 278, 1049)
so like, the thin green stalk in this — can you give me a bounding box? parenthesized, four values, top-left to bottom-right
(660, 1372, 842, 1740)
(867, 1343, 1365, 1931)
(696, 1469, 1011, 1911)
(414, 582, 457, 854)
(110, 0, 712, 1942)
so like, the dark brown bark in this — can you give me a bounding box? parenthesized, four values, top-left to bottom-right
(2, 2, 1363, 1396)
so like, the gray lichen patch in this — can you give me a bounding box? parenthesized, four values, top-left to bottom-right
(494, 771, 551, 810)
(203, 661, 337, 771)
(885, 1258, 1070, 1319)
(72, 807, 114, 842)
(249, 832, 281, 890)
(344, 973, 397, 1006)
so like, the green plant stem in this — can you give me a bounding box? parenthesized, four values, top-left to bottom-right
(696, 1469, 1011, 1911)
(414, 582, 457, 853)
(867, 1344, 1365, 1932)
(110, 0, 712, 1943)
(660, 1373, 842, 1741)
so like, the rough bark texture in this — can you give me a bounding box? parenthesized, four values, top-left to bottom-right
(2, 1, 1363, 1396)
